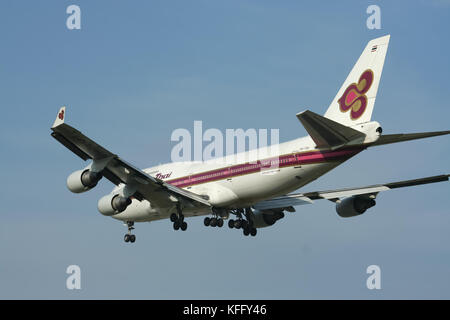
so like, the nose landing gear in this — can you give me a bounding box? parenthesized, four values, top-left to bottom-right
(124, 221, 136, 243)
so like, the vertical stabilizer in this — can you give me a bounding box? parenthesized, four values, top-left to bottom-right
(324, 35, 390, 126)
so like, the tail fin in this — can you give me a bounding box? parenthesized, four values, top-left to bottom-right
(324, 35, 390, 126)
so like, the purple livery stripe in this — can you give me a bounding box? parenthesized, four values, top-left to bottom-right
(167, 148, 362, 187)
(166, 147, 364, 188)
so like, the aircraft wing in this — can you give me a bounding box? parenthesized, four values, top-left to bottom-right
(50, 107, 211, 209)
(253, 174, 449, 211)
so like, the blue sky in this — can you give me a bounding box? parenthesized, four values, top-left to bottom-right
(0, 0, 449, 299)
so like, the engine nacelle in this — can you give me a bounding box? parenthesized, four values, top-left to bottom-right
(66, 169, 103, 193)
(336, 196, 376, 218)
(98, 194, 132, 216)
(252, 209, 285, 228)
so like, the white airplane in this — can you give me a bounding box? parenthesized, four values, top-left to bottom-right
(51, 35, 449, 243)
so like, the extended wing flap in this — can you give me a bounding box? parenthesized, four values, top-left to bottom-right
(253, 174, 449, 211)
(303, 186, 389, 200)
(253, 194, 313, 211)
(108, 157, 210, 207)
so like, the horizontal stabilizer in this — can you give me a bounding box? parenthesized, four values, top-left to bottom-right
(370, 131, 450, 146)
(296, 110, 365, 149)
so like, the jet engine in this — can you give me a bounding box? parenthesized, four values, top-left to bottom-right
(66, 169, 102, 193)
(252, 209, 285, 228)
(335, 195, 376, 218)
(97, 194, 132, 216)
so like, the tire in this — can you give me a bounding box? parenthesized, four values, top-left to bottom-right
(234, 220, 242, 229)
(250, 228, 257, 237)
(173, 221, 180, 230)
(124, 234, 130, 242)
(228, 219, 235, 229)
(217, 219, 224, 228)
(181, 222, 187, 231)
(243, 227, 250, 236)
(204, 217, 211, 226)
(210, 218, 217, 227)
(130, 235, 136, 243)
(170, 213, 177, 222)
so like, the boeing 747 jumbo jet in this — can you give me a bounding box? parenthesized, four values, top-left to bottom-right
(51, 35, 449, 243)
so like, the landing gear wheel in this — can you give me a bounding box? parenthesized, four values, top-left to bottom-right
(173, 221, 180, 230)
(217, 218, 224, 228)
(170, 213, 178, 222)
(204, 217, 211, 226)
(210, 218, 217, 227)
(228, 219, 235, 229)
(243, 227, 250, 236)
(234, 220, 242, 229)
(124, 221, 136, 243)
(181, 221, 188, 231)
(250, 228, 257, 237)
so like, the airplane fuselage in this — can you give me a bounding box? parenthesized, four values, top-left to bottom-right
(112, 134, 368, 222)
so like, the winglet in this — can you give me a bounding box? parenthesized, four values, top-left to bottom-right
(52, 106, 66, 128)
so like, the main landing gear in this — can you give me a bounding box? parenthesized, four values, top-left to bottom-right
(228, 208, 257, 237)
(170, 204, 187, 231)
(203, 216, 224, 228)
(205, 208, 257, 236)
(204, 207, 227, 228)
(228, 218, 257, 236)
(124, 221, 136, 243)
